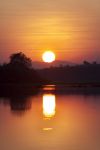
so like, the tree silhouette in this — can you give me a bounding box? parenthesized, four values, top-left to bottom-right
(0, 52, 43, 84)
(10, 52, 32, 68)
(83, 61, 90, 65)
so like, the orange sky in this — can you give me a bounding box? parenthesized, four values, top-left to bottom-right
(0, 0, 100, 63)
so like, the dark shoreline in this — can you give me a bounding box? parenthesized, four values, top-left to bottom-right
(1, 82, 100, 88)
(0, 83, 100, 97)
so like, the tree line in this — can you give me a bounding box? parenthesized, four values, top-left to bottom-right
(0, 52, 100, 86)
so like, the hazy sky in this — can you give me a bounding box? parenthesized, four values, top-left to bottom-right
(0, 0, 100, 63)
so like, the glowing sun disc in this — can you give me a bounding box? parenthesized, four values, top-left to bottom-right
(42, 51, 56, 63)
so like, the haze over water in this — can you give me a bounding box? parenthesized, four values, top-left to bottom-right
(0, 85, 100, 150)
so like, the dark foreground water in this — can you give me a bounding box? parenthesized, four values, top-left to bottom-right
(0, 85, 100, 150)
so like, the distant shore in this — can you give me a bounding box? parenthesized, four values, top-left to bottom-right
(1, 82, 100, 87)
(1, 83, 100, 97)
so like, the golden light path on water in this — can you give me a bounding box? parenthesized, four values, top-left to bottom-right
(43, 94, 56, 119)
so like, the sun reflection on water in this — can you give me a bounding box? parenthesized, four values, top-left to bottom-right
(43, 94, 56, 119)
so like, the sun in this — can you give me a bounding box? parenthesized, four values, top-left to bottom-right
(42, 51, 56, 63)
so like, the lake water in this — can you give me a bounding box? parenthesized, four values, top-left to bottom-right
(0, 85, 100, 150)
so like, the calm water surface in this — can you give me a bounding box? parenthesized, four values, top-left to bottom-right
(0, 85, 100, 150)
